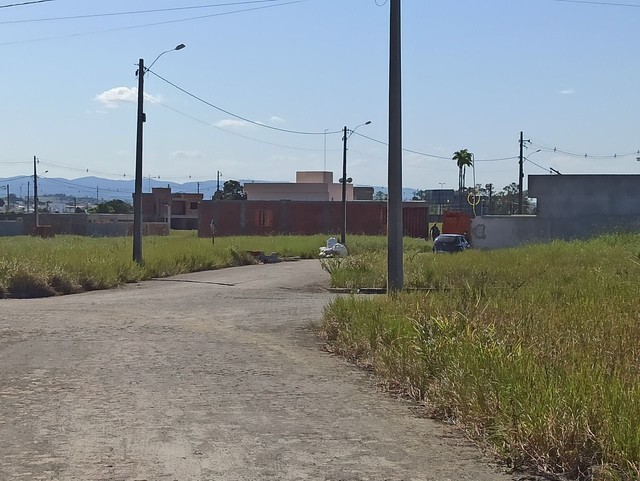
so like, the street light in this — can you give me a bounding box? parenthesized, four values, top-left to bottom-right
(323, 128, 329, 172)
(133, 43, 185, 264)
(340, 120, 371, 245)
(519, 148, 541, 214)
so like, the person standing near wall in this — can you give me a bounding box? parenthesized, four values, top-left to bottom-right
(430, 223, 440, 241)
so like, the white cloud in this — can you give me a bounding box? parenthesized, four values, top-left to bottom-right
(94, 87, 160, 108)
(214, 119, 248, 128)
(169, 150, 205, 161)
(270, 116, 285, 123)
(560, 88, 575, 95)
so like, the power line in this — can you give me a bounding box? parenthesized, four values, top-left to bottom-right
(154, 100, 341, 152)
(0, 0, 288, 24)
(529, 141, 639, 159)
(149, 69, 342, 136)
(38, 160, 134, 179)
(0, 0, 53, 9)
(353, 131, 518, 162)
(553, 0, 640, 7)
(45, 177, 134, 195)
(0, 0, 306, 46)
(525, 157, 555, 173)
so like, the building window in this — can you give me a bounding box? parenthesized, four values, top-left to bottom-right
(255, 209, 273, 227)
(190, 202, 198, 210)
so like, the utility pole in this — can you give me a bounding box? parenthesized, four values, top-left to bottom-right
(27, 182, 30, 214)
(487, 183, 493, 215)
(33, 156, 38, 229)
(518, 131, 528, 215)
(133, 57, 145, 264)
(197, 181, 200, 194)
(217, 171, 221, 194)
(96, 186, 99, 203)
(341, 126, 348, 245)
(5, 184, 9, 213)
(387, 0, 403, 292)
(132, 44, 184, 266)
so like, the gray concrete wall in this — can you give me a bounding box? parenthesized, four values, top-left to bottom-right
(87, 223, 129, 237)
(473, 175, 640, 249)
(470, 216, 545, 250)
(0, 220, 25, 237)
(23, 214, 89, 235)
(529, 174, 640, 218)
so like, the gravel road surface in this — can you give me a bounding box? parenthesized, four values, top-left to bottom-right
(0, 260, 517, 481)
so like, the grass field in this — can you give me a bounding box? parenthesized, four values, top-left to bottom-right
(0, 232, 426, 298)
(5, 230, 638, 479)
(322, 233, 640, 480)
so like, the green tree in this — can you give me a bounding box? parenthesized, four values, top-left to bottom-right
(412, 189, 428, 201)
(373, 191, 388, 201)
(452, 149, 473, 194)
(94, 199, 133, 214)
(214, 180, 247, 200)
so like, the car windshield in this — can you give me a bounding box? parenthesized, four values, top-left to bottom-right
(437, 236, 458, 244)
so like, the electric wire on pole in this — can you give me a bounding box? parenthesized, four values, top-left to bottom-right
(518, 131, 530, 215)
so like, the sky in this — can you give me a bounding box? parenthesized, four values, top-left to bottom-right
(0, 0, 639, 197)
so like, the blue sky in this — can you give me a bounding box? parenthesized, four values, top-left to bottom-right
(0, 0, 638, 195)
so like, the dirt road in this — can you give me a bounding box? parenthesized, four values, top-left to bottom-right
(0, 260, 515, 480)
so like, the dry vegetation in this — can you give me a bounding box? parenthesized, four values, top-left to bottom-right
(322, 234, 640, 480)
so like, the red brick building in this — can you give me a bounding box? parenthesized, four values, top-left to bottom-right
(198, 200, 428, 238)
(142, 187, 204, 230)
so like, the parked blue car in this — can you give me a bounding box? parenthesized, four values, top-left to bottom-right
(432, 234, 471, 253)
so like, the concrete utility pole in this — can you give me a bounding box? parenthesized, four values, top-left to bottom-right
(487, 183, 493, 215)
(340, 122, 370, 246)
(518, 131, 524, 214)
(133, 57, 145, 264)
(387, 0, 403, 292)
(33, 156, 38, 229)
(341, 126, 348, 245)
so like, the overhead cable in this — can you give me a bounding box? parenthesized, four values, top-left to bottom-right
(155, 100, 340, 152)
(352, 132, 518, 162)
(529, 141, 639, 159)
(0, 0, 306, 46)
(149, 69, 342, 136)
(552, 0, 640, 7)
(0, 0, 53, 9)
(0, 0, 287, 24)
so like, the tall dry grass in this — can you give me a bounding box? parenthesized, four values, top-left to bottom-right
(322, 234, 640, 480)
(0, 232, 425, 298)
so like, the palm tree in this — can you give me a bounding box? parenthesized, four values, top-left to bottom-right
(452, 149, 473, 195)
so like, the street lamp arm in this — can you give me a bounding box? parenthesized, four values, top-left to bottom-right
(147, 43, 186, 72)
(346, 120, 372, 140)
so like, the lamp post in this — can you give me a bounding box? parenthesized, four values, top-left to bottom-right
(133, 43, 185, 264)
(519, 147, 541, 214)
(323, 128, 328, 172)
(340, 121, 371, 245)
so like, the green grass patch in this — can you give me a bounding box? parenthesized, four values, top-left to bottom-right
(0, 232, 424, 298)
(322, 234, 640, 480)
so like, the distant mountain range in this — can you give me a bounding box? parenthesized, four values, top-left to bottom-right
(0, 175, 420, 202)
